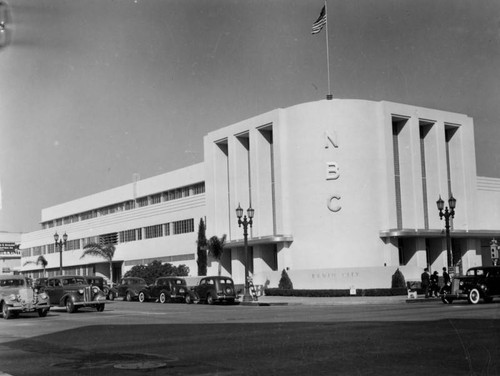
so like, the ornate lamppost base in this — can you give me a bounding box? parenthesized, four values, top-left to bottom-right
(241, 287, 254, 304)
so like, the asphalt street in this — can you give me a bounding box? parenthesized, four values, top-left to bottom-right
(0, 298, 499, 376)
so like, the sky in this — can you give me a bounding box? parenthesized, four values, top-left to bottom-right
(0, 0, 499, 233)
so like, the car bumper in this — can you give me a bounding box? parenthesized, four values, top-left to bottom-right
(7, 301, 50, 312)
(170, 293, 188, 300)
(215, 295, 236, 302)
(73, 296, 107, 306)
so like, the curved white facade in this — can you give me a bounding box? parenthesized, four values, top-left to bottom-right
(19, 99, 500, 289)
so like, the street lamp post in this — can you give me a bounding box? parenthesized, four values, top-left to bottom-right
(436, 195, 456, 270)
(54, 232, 68, 275)
(236, 203, 254, 303)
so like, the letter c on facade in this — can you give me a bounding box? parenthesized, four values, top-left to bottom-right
(327, 195, 341, 212)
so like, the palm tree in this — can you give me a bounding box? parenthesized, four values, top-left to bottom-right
(207, 234, 226, 276)
(23, 255, 48, 277)
(80, 242, 116, 286)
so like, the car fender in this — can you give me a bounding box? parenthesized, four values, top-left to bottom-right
(59, 294, 76, 307)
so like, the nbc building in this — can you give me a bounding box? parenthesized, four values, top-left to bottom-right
(19, 99, 500, 289)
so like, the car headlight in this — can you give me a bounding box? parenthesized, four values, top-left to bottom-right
(92, 286, 100, 294)
(179, 288, 185, 294)
(8, 294, 19, 302)
(78, 288, 84, 295)
(39, 292, 49, 300)
(459, 281, 464, 287)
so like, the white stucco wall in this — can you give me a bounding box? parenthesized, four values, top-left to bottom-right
(18, 99, 500, 288)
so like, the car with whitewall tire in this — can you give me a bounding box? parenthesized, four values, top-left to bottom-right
(442, 266, 500, 304)
(116, 277, 148, 302)
(139, 277, 190, 304)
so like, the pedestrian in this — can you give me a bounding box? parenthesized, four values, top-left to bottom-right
(421, 267, 431, 298)
(430, 271, 439, 297)
(440, 267, 451, 295)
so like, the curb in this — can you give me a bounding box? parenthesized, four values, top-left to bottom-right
(405, 297, 443, 304)
(247, 296, 408, 306)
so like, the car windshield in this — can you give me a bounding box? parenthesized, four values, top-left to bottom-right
(63, 277, 87, 285)
(0, 279, 24, 287)
(219, 279, 232, 285)
(466, 269, 484, 276)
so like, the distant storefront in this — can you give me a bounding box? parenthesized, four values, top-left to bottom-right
(0, 233, 21, 274)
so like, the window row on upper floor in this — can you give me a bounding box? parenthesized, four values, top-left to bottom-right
(22, 218, 196, 258)
(41, 182, 204, 229)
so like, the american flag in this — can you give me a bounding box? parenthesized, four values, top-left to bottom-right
(311, 5, 326, 35)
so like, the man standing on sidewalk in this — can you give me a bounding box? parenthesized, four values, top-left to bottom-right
(421, 268, 431, 298)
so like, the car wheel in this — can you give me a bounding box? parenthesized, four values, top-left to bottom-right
(207, 294, 215, 305)
(96, 304, 105, 312)
(185, 294, 193, 304)
(159, 293, 168, 304)
(2, 302, 12, 320)
(468, 288, 481, 304)
(126, 291, 133, 302)
(138, 292, 146, 303)
(38, 308, 49, 317)
(108, 292, 115, 301)
(65, 299, 76, 313)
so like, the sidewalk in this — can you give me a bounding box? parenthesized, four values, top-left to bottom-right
(246, 294, 444, 306)
(248, 295, 407, 306)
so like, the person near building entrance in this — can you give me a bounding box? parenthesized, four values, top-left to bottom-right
(430, 271, 439, 297)
(421, 268, 431, 298)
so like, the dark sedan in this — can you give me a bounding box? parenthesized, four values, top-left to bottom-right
(442, 266, 500, 304)
(190, 276, 237, 305)
(138, 277, 190, 303)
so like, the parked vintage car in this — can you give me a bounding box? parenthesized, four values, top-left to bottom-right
(189, 276, 237, 305)
(44, 275, 106, 313)
(0, 275, 51, 319)
(442, 266, 500, 304)
(85, 276, 117, 300)
(138, 276, 190, 303)
(116, 277, 149, 301)
(34, 277, 48, 292)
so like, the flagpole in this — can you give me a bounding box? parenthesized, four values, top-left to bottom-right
(325, 0, 332, 100)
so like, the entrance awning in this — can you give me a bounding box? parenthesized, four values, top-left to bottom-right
(225, 234, 293, 248)
(379, 228, 500, 239)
